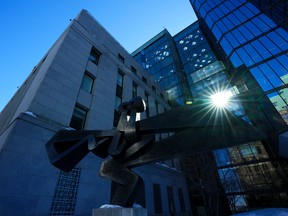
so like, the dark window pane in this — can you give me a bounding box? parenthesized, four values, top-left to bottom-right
(81, 73, 94, 93)
(89, 48, 100, 65)
(167, 186, 176, 215)
(131, 66, 137, 74)
(145, 92, 150, 117)
(142, 76, 147, 84)
(178, 188, 186, 212)
(69, 106, 87, 130)
(117, 72, 123, 86)
(153, 184, 163, 213)
(118, 54, 125, 63)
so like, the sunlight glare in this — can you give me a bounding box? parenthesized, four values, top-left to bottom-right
(211, 91, 233, 108)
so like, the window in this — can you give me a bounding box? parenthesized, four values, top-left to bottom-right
(178, 188, 186, 212)
(80, 73, 94, 93)
(116, 70, 124, 98)
(88, 47, 100, 65)
(131, 66, 137, 74)
(132, 82, 137, 98)
(153, 184, 163, 214)
(118, 54, 125, 63)
(69, 105, 87, 130)
(114, 71, 124, 127)
(155, 101, 159, 115)
(142, 76, 147, 84)
(152, 85, 156, 93)
(167, 186, 176, 215)
(145, 92, 150, 117)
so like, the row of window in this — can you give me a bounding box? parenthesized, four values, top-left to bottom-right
(91, 46, 161, 99)
(69, 48, 165, 129)
(220, 27, 288, 62)
(134, 36, 186, 105)
(153, 184, 186, 214)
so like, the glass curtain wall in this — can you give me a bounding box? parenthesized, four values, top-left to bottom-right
(133, 31, 186, 105)
(190, 0, 288, 212)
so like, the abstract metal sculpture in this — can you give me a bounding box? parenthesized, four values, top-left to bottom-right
(46, 97, 265, 207)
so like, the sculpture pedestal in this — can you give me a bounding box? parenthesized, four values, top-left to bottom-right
(92, 208, 147, 216)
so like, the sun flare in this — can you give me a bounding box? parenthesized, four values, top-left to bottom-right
(210, 91, 233, 108)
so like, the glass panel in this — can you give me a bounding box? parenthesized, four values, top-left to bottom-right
(244, 21, 261, 37)
(238, 25, 253, 40)
(267, 59, 288, 83)
(243, 44, 262, 63)
(205, 15, 214, 28)
(251, 40, 272, 59)
(228, 13, 241, 26)
(234, 10, 247, 23)
(251, 17, 269, 34)
(258, 63, 284, 88)
(226, 33, 239, 48)
(69, 106, 87, 130)
(236, 48, 254, 67)
(222, 17, 234, 30)
(268, 91, 288, 124)
(259, 36, 281, 55)
(230, 52, 243, 68)
(247, 3, 260, 14)
(250, 67, 273, 91)
(80, 74, 94, 93)
(240, 5, 254, 19)
(220, 36, 233, 55)
(231, 29, 246, 44)
(212, 25, 222, 40)
(259, 13, 277, 29)
(117, 72, 123, 86)
(115, 96, 122, 110)
(267, 31, 288, 51)
(216, 20, 228, 33)
(89, 49, 100, 65)
(214, 149, 231, 166)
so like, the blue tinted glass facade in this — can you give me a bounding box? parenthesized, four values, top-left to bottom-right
(191, 0, 288, 212)
(133, 1, 288, 212)
(133, 31, 187, 105)
(191, 0, 288, 124)
(174, 22, 226, 97)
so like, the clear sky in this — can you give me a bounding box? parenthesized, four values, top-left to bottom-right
(0, 0, 197, 112)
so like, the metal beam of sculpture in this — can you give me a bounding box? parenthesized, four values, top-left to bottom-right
(46, 97, 266, 207)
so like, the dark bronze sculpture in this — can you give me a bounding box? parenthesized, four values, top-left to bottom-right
(46, 97, 265, 207)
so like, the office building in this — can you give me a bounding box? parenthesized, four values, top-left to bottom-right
(132, 0, 288, 214)
(0, 10, 191, 216)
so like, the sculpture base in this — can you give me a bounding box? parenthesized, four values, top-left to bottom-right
(92, 208, 147, 216)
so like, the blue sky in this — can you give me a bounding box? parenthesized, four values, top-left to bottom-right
(0, 0, 197, 111)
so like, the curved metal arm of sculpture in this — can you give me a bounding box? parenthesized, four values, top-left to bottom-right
(45, 97, 266, 207)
